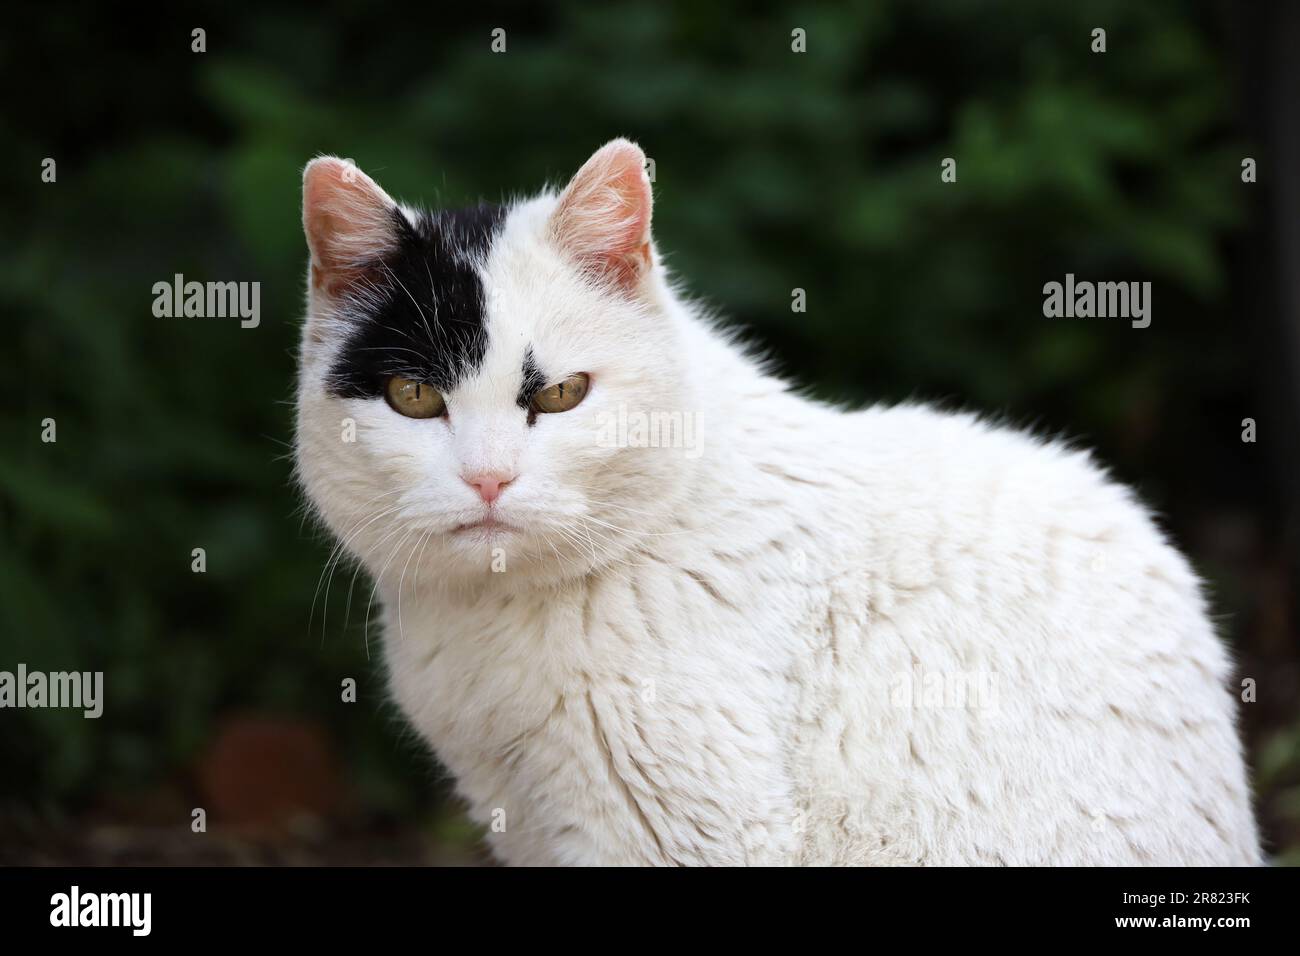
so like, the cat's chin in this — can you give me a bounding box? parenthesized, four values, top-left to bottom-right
(429, 522, 619, 586)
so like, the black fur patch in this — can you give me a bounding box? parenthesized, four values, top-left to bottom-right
(517, 347, 547, 426)
(516, 348, 546, 409)
(326, 204, 505, 398)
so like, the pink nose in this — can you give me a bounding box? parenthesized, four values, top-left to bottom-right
(463, 472, 514, 504)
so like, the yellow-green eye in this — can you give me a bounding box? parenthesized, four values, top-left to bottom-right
(531, 373, 590, 414)
(385, 377, 446, 419)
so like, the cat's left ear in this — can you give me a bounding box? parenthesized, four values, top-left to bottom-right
(550, 139, 653, 292)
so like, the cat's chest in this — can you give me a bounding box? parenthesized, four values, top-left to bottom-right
(382, 560, 818, 864)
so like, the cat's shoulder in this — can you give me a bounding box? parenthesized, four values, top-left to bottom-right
(855, 401, 1116, 491)
(847, 401, 1178, 558)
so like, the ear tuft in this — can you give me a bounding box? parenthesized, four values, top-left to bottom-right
(302, 157, 399, 296)
(549, 139, 653, 291)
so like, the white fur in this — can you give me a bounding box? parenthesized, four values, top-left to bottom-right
(295, 143, 1260, 866)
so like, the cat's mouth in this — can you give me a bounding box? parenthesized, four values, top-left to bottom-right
(451, 516, 520, 535)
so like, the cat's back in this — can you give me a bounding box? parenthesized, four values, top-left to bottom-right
(774, 403, 1259, 865)
(823, 402, 1202, 613)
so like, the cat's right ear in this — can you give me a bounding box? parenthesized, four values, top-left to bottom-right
(302, 157, 400, 298)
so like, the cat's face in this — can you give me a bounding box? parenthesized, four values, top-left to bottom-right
(295, 140, 694, 589)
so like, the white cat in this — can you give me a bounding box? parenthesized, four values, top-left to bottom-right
(294, 139, 1260, 865)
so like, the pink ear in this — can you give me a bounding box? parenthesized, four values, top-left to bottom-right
(550, 139, 653, 291)
(302, 157, 399, 296)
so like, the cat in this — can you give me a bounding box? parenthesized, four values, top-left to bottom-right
(294, 139, 1260, 866)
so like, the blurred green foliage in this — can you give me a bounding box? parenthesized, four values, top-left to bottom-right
(1, 1, 1295, 859)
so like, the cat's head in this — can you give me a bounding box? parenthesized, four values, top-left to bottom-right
(295, 140, 697, 590)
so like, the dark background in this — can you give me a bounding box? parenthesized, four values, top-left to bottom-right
(1, 1, 1296, 864)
